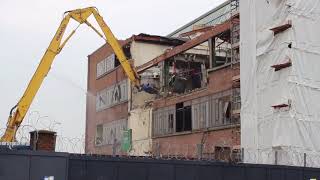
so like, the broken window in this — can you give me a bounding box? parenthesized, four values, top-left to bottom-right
(190, 93, 232, 130)
(152, 106, 175, 137)
(224, 101, 231, 120)
(213, 96, 231, 126)
(176, 102, 192, 132)
(169, 61, 203, 93)
(96, 49, 131, 79)
(208, 93, 232, 127)
(222, 97, 231, 125)
(96, 60, 106, 78)
(96, 54, 116, 78)
(112, 84, 121, 103)
(164, 60, 207, 94)
(209, 31, 233, 69)
(152, 91, 236, 137)
(95, 124, 103, 146)
(96, 80, 128, 111)
(152, 109, 162, 136)
(192, 97, 209, 130)
(114, 55, 121, 67)
(160, 41, 210, 96)
(95, 119, 127, 146)
(231, 88, 241, 123)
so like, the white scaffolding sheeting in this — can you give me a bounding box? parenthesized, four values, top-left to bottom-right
(240, 0, 320, 167)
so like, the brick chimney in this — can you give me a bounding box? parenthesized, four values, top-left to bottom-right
(30, 130, 57, 151)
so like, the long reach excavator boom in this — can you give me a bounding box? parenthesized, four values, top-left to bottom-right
(1, 7, 140, 142)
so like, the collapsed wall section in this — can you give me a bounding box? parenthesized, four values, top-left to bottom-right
(127, 37, 184, 156)
(241, 0, 320, 167)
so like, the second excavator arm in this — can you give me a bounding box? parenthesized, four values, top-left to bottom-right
(1, 7, 140, 142)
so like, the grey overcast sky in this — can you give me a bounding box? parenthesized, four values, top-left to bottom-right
(0, 0, 225, 150)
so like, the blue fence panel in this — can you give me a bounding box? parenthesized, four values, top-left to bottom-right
(1, 150, 320, 180)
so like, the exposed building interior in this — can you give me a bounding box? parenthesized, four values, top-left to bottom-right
(133, 1, 240, 158)
(3, 1, 320, 179)
(85, 0, 242, 160)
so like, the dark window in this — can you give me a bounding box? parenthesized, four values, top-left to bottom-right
(114, 46, 131, 68)
(114, 57, 121, 67)
(168, 114, 174, 129)
(167, 60, 206, 94)
(184, 106, 192, 131)
(176, 103, 184, 132)
(176, 103, 192, 132)
(225, 101, 231, 120)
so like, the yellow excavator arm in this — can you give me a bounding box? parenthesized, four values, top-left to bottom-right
(1, 7, 140, 142)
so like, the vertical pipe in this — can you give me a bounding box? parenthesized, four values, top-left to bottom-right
(209, 38, 216, 68)
(112, 143, 116, 157)
(241, 148, 244, 163)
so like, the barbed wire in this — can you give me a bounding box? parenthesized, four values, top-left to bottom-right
(55, 135, 86, 154)
(0, 110, 85, 153)
(83, 137, 320, 168)
(3, 111, 320, 168)
(3, 119, 320, 168)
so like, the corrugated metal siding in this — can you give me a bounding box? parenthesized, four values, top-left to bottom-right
(168, 1, 231, 37)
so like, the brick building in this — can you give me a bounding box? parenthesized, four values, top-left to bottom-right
(85, 34, 185, 154)
(86, 0, 241, 160)
(138, 15, 240, 160)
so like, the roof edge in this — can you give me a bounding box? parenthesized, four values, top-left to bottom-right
(88, 34, 186, 59)
(167, 0, 229, 37)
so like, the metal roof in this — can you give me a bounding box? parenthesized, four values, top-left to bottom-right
(132, 33, 186, 46)
(168, 1, 230, 37)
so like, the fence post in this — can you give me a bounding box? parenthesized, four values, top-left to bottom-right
(241, 148, 244, 163)
(197, 144, 203, 160)
(112, 143, 116, 157)
(155, 143, 160, 158)
(304, 153, 307, 167)
(275, 151, 278, 165)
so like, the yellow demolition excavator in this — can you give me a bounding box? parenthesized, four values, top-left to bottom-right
(0, 7, 141, 142)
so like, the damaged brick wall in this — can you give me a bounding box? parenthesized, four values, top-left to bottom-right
(151, 65, 240, 159)
(152, 128, 240, 159)
(86, 42, 129, 154)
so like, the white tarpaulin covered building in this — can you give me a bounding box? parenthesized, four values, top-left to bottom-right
(240, 0, 320, 167)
